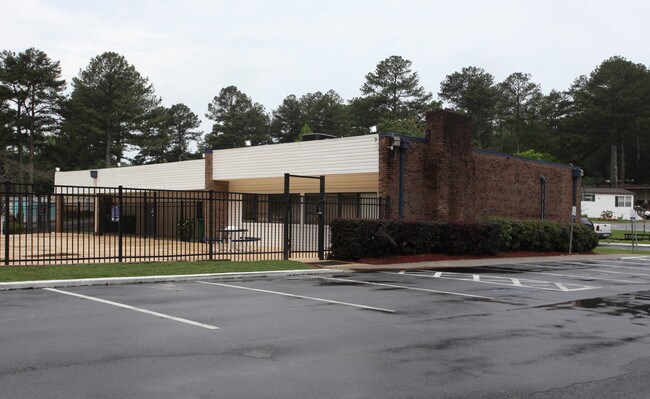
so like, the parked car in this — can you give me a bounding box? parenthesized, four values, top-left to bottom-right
(581, 217, 612, 238)
(634, 206, 650, 220)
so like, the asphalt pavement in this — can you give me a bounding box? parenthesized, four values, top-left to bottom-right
(2, 253, 650, 398)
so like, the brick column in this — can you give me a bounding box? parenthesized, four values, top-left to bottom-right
(425, 110, 476, 222)
(204, 151, 230, 236)
(55, 195, 64, 233)
(377, 109, 477, 222)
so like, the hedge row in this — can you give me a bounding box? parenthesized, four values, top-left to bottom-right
(329, 218, 598, 261)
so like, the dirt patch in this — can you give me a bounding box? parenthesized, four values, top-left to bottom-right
(359, 251, 595, 265)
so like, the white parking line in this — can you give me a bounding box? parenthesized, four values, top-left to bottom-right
(621, 256, 650, 265)
(197, 281, 396, 313)
(485, 266, 641, 284)
(389, 271, 596, 292)
(44, 288, 219, 330)
(554, 283, 569, 292)
(319, 276, 495, 300)
(559, 261, 650, 272)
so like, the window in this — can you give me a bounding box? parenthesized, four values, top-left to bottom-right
(582, 194, 595, 202)
(242, 194, 300, 223)
(615, 195, 632, 207)
(304, 193, 378, 224)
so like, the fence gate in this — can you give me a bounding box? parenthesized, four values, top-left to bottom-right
(283, 173, 325, 260)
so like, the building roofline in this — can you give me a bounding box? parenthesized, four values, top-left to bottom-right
(472, 148, 581, 171)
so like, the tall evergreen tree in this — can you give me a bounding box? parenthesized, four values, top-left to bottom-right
(0, 48, 65, 183)
(360, 55, 432, 122)
(133, 103, 202, 163)
(270, 94, 302, 143)
(62, 52, 159, 168)
(204, 85, 270, 149)
(568, 56, 650, 186)
(438, 66, 497, 148)
(495, 72, 543, 153)
(299, 90, 347, 135)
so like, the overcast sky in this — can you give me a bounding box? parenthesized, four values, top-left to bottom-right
(2, 0, 648, 133)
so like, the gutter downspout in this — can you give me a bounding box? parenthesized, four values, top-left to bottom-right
(540, 175, 546, 220)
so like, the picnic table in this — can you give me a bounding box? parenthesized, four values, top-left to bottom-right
(209, 227, 260, 252)
(624, 232, 650, 241)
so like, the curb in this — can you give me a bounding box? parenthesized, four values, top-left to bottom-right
(0, 269, 344, 291)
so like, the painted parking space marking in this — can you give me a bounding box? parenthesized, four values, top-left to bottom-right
(620, 256, 650, 263)
(536, 262, 650, 277)
(386, 271, 596, 292)
(197, 281, 396, 313)
(44, 288, 219, 330)
(560, 261, 650, 272)
(485, 265, 641, 284)
(319, 276, 495, 300)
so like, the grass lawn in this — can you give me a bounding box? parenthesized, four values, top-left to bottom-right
(602, 229, 650, 244)
(593, 247, 650, 255)
(0, 260, 312, 283)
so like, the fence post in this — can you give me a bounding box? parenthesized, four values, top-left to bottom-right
(283, 173, 290, 260)
(4, 180, 10, 265)
(208, 190, 214, 260)
(318, 176, 325, 260)
(118, 185, 123, 263)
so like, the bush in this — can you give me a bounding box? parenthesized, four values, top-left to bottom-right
(441, 222, 500, 255)
(484, 217, 598, 253)
(177, 218, 196, 241)
(330, 219, 499, 260)
(330, 217, 599, 261)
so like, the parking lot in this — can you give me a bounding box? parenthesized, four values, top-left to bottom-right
(2, 257, 650, 398)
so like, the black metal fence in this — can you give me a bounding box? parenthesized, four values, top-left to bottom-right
(1, 182, 389, 266)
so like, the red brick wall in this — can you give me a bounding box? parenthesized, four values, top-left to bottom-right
(472, 151, 578, 222)
(378, 109, 579, 223)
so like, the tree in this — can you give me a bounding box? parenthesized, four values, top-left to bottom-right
(299, 90, 347, 135)
(0, 82, 14, 180)
(62, 52, 160, 167)
(360, 55, 433, 122)
(438, 66, 497, 148)
(204, 85, 270, 149)
(133, 103, 202, 164)
(514, 149, 560, 163)
(567, 56, 650, 186)
(346, 96, 383, 135)
(0, 48, 65, 183)
(166, 103, 201, 161)
(270, 90, 348, 142)
(495, 72, 543, 153)
(270, 94, 303, 143)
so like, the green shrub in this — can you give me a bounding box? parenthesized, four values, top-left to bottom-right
(331, 219, 499, 260)
(177, 218, 196, 241)
(331, 217, 599, 261)
(442, 222, 500, 255)
(484, 217, 598, 253)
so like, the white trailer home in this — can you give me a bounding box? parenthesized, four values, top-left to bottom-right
(581, 187, 635, 220)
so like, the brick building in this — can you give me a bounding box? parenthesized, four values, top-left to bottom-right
(379, 110, 581, 223)
(56, 109, 581, 226)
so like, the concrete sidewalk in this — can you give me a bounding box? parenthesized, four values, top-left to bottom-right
(0, 269, 343, 291)
(323, 253, 631, 272)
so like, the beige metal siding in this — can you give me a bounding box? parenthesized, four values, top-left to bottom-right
(212, 134, 379, 180)
(228, 172, 378, 194)
(54, 160, 205, 190)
